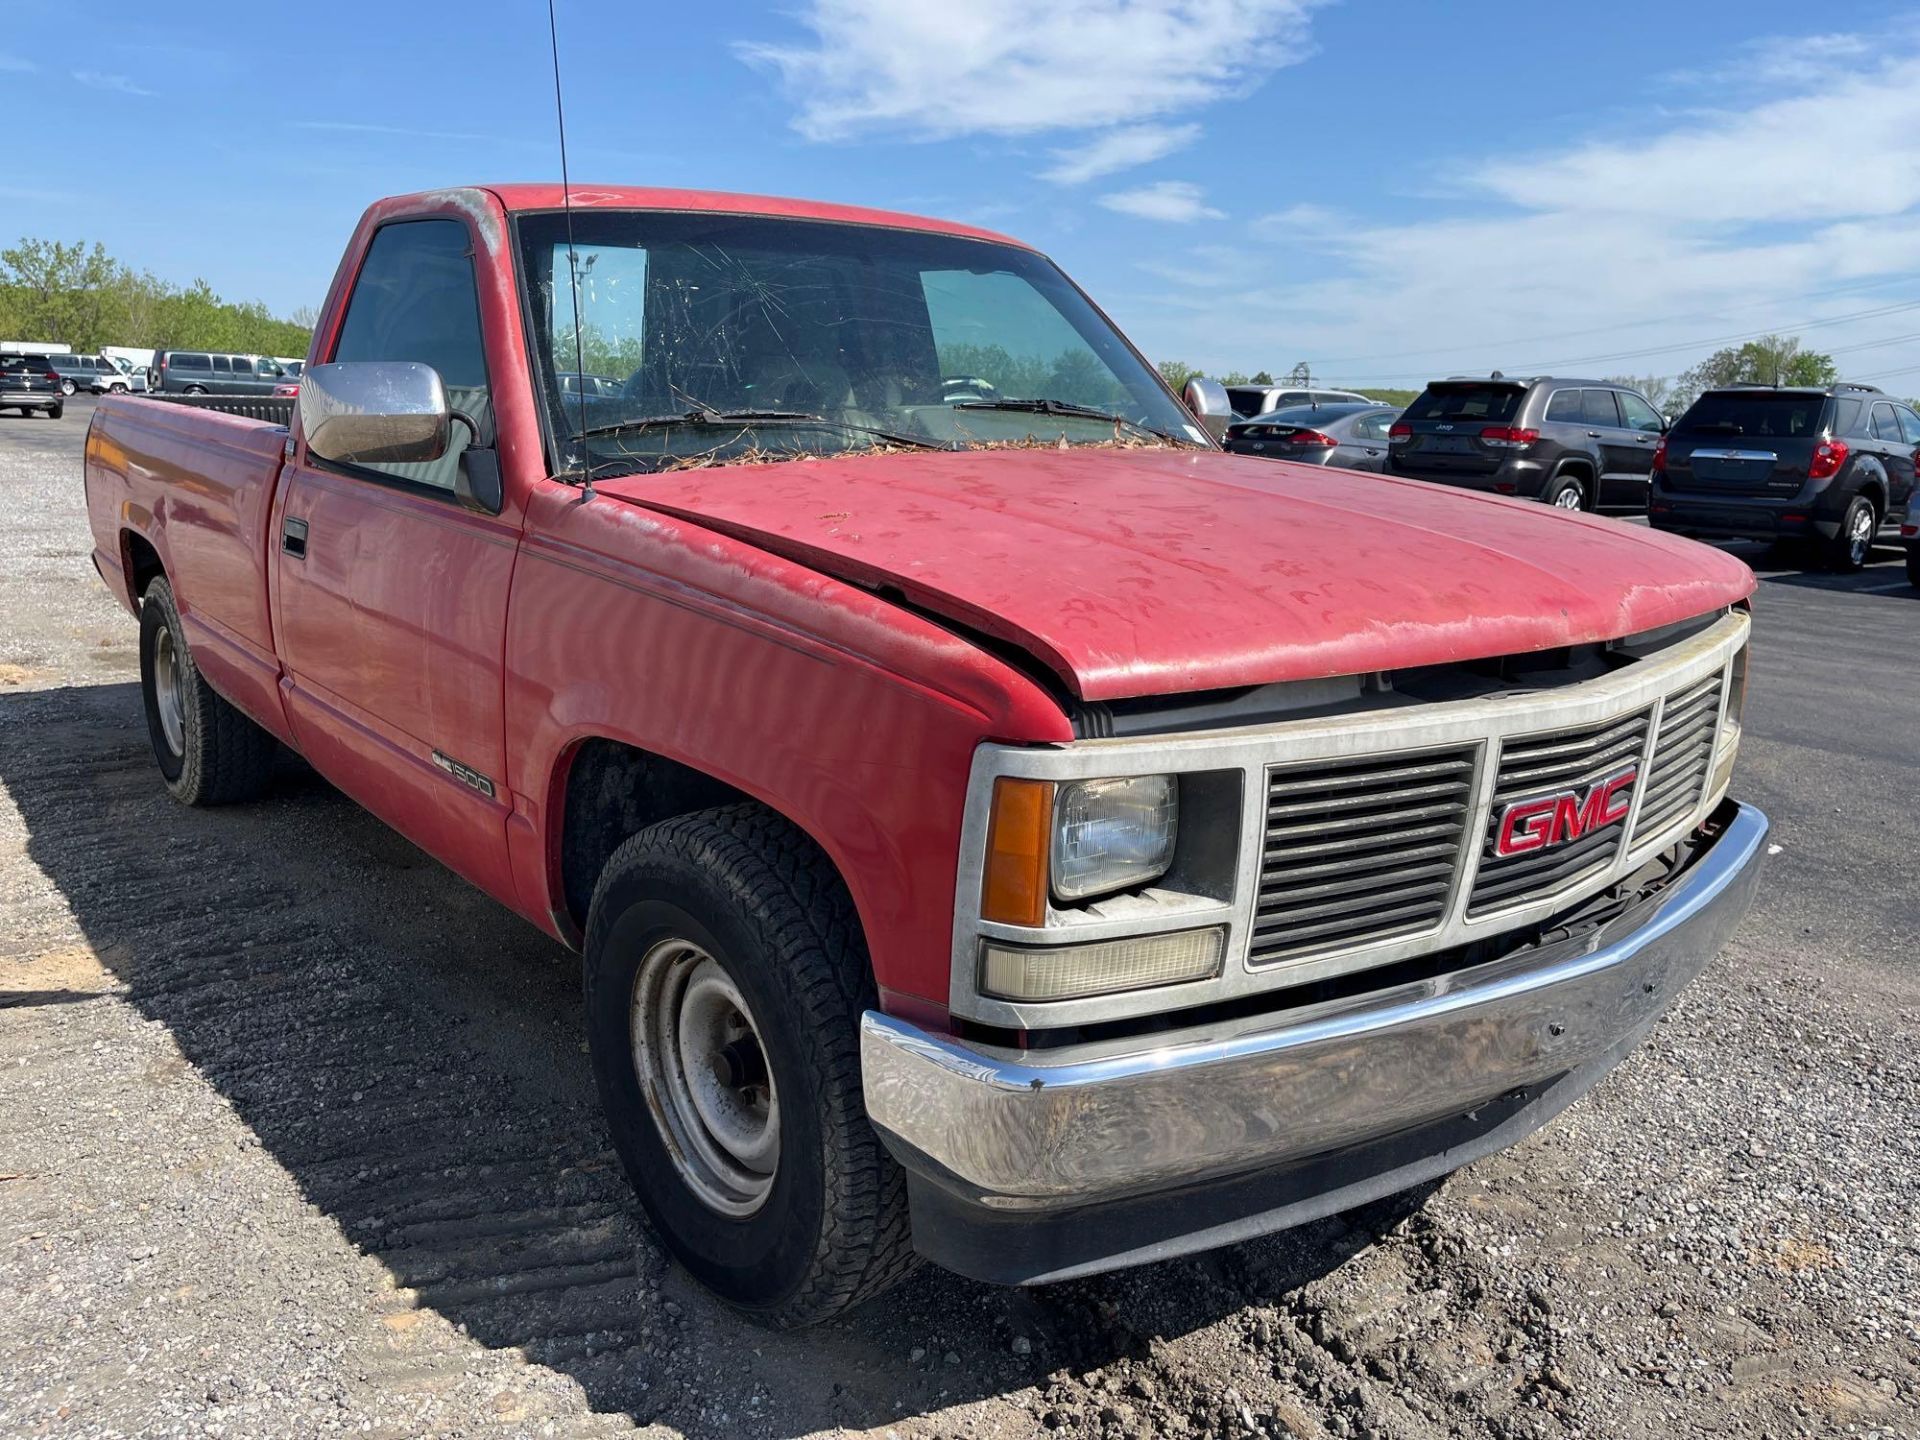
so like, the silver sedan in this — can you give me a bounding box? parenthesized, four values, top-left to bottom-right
(1223, 403, 1402, 472)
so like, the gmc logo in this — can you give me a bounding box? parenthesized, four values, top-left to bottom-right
(1494, 767, 1637, 858)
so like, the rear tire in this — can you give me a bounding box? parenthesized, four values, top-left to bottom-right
(1827, 495, 1877, 572)
(46, 403, 62, 420)
(583, 805, 917, 1328)
(1545, 472, 1588, 511)
(184, 385, 207, 396)
(1906, 543, 1920, 589)
(138, 576, 277, 805)
(59, 378, 77, 396)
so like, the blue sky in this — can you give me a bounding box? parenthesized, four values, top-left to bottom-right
(5, 0, 1920, 391)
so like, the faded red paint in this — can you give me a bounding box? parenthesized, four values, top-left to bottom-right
(81, 186, 1756, 1027)
(604, 446, 1757, 702)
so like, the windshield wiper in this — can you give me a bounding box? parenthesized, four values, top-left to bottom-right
(579, 406, 950, 452)
(952, 397, 1189, 445)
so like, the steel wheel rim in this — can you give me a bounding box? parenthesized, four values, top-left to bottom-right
(1553, 484, 1583, 510)
(152, 627, 186, 757)
(630, 938, 779, 1217)
(1849, 506, 1873, 564)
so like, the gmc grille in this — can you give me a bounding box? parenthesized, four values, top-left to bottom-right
(1632, 672, 1724, 845)
(1467, 710, 1651, 917)
(1250, 747, 1477, 965)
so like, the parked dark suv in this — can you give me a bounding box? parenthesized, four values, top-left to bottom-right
(1386, 374, 1666, 512)
(0, 356, 65, 418)
(1650, 382, 1915, 572)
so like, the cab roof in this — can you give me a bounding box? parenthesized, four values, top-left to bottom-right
(461, 184, 1031, 250)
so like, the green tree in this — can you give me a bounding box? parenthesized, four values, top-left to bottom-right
(1605, 374, 1680, 414)
(1675, 335, 1836, 408)
(1249, 369, 1274, 385)
(0, 235, 312, 356)
(1157, 359, 1201, 392)
(1218, 370, 1250, 386)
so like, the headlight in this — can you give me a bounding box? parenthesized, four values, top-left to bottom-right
(1050, 775, 1178, 902)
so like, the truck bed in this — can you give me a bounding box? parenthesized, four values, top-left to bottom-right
(84, 394, 293, 744)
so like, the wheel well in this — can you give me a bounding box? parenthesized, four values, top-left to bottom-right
(122, 530, 163, 599)
(1547, 462, 1595, 509)
(557, 739, 757, 933)
(1852, 474, 1887, 515)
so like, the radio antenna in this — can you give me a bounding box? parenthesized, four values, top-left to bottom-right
(547, 0, 593, 498)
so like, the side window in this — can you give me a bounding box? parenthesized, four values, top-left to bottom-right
(1581, 389, 1622, 427)
(1544, 389, 1582, 422)
(1870, 403, 1903, 442)
(1616, 391, 1663, 433)
(1833, 397, 1864, 436)
(1897, 406, 1920, 446)
(330, 218, 491, 490)
(178, 353, 210, 371)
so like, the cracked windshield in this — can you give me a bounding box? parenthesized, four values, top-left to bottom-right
(519, 211, 1206, 475)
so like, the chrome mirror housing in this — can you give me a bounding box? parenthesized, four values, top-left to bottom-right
(1182, 376, 1232, 441)
(299, 361, 450, 466)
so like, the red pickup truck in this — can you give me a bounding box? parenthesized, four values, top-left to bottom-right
(83, 185, 1769, 1326)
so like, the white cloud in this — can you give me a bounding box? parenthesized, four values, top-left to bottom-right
(736, 1, 1321, 141)
(1124, 31, 1920, 391)
(73, 70, 155, 97)
(1042, 123, 1201, 184)
(1099, 180, 1224, 223)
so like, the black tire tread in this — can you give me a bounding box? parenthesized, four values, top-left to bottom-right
(143, 577, 278, 805)
(588, 804, 918, 1327)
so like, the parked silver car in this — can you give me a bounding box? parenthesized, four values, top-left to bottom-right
(1223, 403, 1402, 472)
(1225, 382, 1373, 419)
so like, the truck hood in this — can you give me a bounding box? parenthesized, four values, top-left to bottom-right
(597, 447, 1755, 703)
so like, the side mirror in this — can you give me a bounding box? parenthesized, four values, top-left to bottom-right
(1182, 376, 1232, 441)
(300, 361, 450, 466)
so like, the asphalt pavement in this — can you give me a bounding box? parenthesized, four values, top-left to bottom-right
(0, 399, 1913, 1439)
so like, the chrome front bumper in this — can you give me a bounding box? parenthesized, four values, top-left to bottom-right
(862, 800, 1768, 1282)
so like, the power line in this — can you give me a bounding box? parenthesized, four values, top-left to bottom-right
(1305, 275, 1920, 367)
(1509, 299, 1920, 373)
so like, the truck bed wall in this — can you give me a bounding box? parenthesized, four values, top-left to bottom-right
(84, 396, 295, 747)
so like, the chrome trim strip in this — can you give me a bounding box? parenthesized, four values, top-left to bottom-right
(1688, 449, 1778, 463)
(948, 611, 1748, 1028)
(874, 801, 1768, 1207)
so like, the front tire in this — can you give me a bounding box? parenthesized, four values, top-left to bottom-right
(1828, 495, 1877, 572)
(139, 576, 277, 805)
(584, 806, 916, 1328)
(1545, 472, 1588, 510)
(59, 378, 77, 396)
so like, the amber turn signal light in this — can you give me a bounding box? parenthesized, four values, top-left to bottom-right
(980, 777, 1053, 927)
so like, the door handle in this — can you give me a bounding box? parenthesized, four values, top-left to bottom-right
(282, 516, 308, 559)
(1586, 430, 1602, 438)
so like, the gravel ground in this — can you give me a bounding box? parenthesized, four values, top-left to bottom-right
(1, 401, 1915, 1439)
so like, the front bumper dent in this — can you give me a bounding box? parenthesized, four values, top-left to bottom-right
(861, 800, 1768, 1284)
